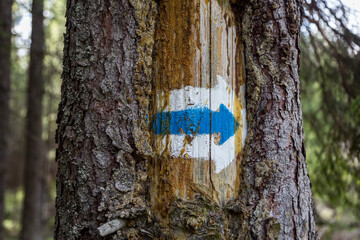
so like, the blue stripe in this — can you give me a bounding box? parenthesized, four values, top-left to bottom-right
(151, 104, 239, 145)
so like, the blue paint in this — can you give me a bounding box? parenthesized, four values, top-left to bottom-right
(151, 104, 239, 145)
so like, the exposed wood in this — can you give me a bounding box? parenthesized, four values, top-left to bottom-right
(209, 0, 246, 205)
(150, 0, 246, 212)
(151, 0, 212, 216)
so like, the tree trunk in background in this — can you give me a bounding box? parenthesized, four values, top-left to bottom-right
(0, 0, 13, 239)
(55, 0, 317, 239)
(20, 0, 45, 239)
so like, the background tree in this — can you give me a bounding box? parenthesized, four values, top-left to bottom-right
(0, 0, 13, 239)
(301, 0, 360, 225)
(20, 0, 45, 239)
(0, 0, 64, 238)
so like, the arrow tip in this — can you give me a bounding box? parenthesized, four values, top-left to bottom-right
(215, 104, 240, 145)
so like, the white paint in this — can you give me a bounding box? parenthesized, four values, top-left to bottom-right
(167, 75, 228, 112)
(156, 75, 246, 173)
(97, 219, 126, 237)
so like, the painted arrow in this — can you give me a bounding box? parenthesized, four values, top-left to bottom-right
(151, 104, 239, 145)
(152, 75, 246, 173)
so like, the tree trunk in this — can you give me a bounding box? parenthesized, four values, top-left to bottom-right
(0, 0, 13, 239)
(230, 0, 318, 239)
(20, 0, 45, 239)
(55, 0, 317, 239)
(55, 0, 157, 239)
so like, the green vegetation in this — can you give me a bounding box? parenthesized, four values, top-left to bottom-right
(302, 0, 360, 236)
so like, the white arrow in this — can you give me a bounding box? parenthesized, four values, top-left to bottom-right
(154, 75, 246, 173)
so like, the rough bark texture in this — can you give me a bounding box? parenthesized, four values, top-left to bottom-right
(20, 0, 45, 239)
(55, 0, 156, 239)
(229, 0, 318, 239)
(55, 0, 317, 239)
(0, 0, 13, 239)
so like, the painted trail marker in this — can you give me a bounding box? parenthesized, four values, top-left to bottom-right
(152, 103, 238, 145)
(152, 75, 245, 173)
(150, 0, 247, 206)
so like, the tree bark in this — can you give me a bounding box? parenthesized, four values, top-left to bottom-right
(230, 0, 318, 239)
(0, 0, 13, 239)
(20, 0, 45, 239)
(55, 0, 156, 239)
(55, 0, 317, 239)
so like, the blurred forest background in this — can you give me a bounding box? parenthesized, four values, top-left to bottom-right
(0, 0, 359, 239)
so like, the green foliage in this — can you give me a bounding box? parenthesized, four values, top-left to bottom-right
(301, 9, 360, 219)
(3, 190, 23, 240)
